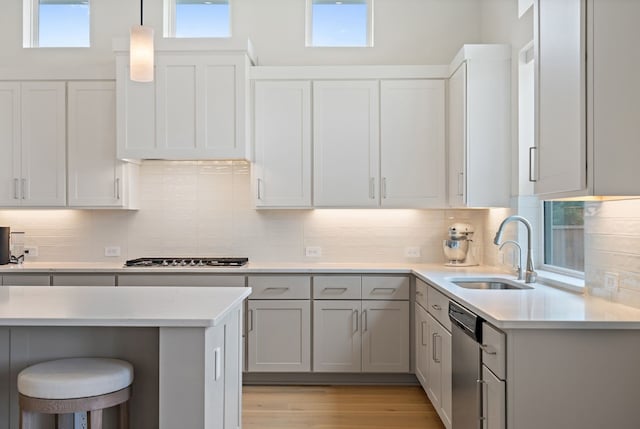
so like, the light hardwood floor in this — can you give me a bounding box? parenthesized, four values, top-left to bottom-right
(242, 385, 446, 429)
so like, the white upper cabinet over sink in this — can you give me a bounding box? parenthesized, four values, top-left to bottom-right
(534, 0, 640, 197)
(114, 39, 255, 161)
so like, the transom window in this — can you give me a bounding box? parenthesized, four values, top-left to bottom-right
(543, 201, 585, 273)
(23, 0, 90, 48)
(306, 0, 373, 47)
(164, 0, 231, 38)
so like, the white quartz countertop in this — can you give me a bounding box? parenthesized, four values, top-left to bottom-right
(4, 262, 640, 329)
(0, 286, 251, 328)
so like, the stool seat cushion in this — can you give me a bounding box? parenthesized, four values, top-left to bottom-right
(18, 358, 134, 400)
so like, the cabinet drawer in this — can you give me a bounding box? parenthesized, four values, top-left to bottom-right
(427, 285, 451, 331)
(482, 323, 506, 380)
(415, 278, 428, 310)
(313, 276, 361, 299)
(2, 274, 50, 286)
(248, 275, 311, 299)
(362, 276, 409, 300)
(52, 274, 116, 287)
(117, 274, 245, 287)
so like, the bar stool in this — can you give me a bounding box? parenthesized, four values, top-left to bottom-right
(17, 358, 134, 429)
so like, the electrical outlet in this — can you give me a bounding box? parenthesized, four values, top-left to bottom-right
(104, 246, 121, 257)
(404, 247, 421, 258)
(604, 272, 619, 292)
(305, 246, 322, 257)
(24, 246, 38, 257)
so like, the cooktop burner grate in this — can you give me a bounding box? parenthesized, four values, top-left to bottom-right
(124, 257, 248, 267)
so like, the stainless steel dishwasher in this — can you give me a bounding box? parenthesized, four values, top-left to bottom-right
(449, 301, 484, 429)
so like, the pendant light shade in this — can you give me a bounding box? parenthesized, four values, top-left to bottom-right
(130, 0, 154, 82)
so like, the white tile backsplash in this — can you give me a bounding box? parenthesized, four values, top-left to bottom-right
(0, 160, 489, 264)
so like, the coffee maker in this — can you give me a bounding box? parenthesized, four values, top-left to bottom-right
(443, 223, 478, 266)
(0, 227, 9, 265)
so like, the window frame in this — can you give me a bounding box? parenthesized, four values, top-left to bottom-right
(538, 200, 585, 279)
(23, 0, 91, 48)
(163, 0, 232, 39)
(305, 0, 374, 48)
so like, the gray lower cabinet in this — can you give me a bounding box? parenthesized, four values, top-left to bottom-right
(415, 302, 429, 388)
(247, 299, 311, 372)
(1, 274, 50, 286)
(52, 274, 116, 286)
(426, 313, 452, 428)
(116, 274, 245, 287)
(482, 365, 505, 429)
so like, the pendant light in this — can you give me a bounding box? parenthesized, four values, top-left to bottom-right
(130, 0, 154, 82)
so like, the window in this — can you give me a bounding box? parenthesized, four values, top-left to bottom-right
(543, 201, 585, 273)
(23, 0, 90, 48)
(164, 0, 230, 38)
(306, 0, 373, 47)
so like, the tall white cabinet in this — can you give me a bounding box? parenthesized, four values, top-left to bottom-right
(533, 0, 640, 197)
(67, 81, 138, 208)
(0, 82, 66, 207)
(253, 81, 312, 208)
(448, 45, 511, 208)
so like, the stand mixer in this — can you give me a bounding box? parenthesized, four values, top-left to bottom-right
(443, 223, 478, 266)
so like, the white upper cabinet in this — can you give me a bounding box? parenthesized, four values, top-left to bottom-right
(381, 80, 445, 208)
(115, 40, 254, 161)
(253, 80, 312, 208)
(448, 45, 511, 208)
(534, 0, 640, 197)
(67, 81, 139, 208)
(0, 82, 66, 207)
(313, 80, 380, 207)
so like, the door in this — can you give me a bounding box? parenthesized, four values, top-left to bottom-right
(415, 303, 429, 389)
(20, 82, 66, 206)
(482, 365, 506, 429)
(534, 0, 586, 195)
(448, 64, 467, 207)
(362, 300, 409, 373)
(253, 80, 311, 207)
(0, 83, 21, 206)
(426, 313, 453, 428)
(380, 80, 446, 207)
(313, 300, 362, 372)
(68, 81, 123, 207)
(247, 300, 311, 372)
(313, 80, 379, 207)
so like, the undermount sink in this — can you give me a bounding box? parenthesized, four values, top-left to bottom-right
(448, 277, 534, 290)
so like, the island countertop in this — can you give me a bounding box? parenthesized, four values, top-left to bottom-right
(0, 286, 251, 327)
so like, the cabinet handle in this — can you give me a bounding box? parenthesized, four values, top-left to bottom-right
(478, 379, 488, 423)
(21, 179, 26, 200)
(421, 321, 427, 346)
(529, 146, 538, 182)
(372, 287, 395, 294)
(416, 290, 423, 296)
(431, 304, 442, 311)
(353, 309, 359, 333)
(382, 177, 387, 199)
(457, 172, 464, 196)
(256, 178, 263, 200)
(264, 287, 289, 292)
(13, 178, 19, 200)
(115, 178, 121, 200)
(363, 309, 368, 332)
(480, 344, 497, 355)
(248, 309, 253, 332)
(323, 287, 347, 293)
(213, 347, 222, 381)
(432, 333, 441, 363)
(369, 177, 375, 199)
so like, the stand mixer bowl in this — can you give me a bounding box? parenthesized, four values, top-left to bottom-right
(443, 239, 469, 263)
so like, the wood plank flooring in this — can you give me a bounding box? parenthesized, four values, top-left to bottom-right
(242, 385, 446, 429)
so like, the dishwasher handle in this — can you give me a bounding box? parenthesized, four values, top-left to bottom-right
(448, 301, 484, 343)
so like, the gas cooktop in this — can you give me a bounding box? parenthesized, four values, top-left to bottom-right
(124, 257, 248, 268)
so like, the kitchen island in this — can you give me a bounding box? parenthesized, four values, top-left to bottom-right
(0, 285, 251, 429)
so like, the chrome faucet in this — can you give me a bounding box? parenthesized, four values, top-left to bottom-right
(494, 215, 537, 283)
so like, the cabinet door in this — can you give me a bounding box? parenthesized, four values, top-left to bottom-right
(313, 81, 379, 207)
(482, 366, 506, 429)
(380, 80, 445, 208)
(253, 80, 311, 207)
(20, 82, 66, 206)
(2, 274, 50, 286)
(448, 64, 467, 208)
(415, 303, 429, 389)
(0, 83, 21, 206)
(362, 300, 409, 373)
(534, 0, 586, 195)
(313, 300, 361, 372)
(426, 313, 453, 429)
(68, 81, 124, 207)
(247, 300, 310, 372)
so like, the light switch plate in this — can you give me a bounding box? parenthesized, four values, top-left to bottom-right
(305, 246, 322, 257)
(604, 272, 619, 292)
(404, 247, 421, 258)
(104, 246, 121, 257)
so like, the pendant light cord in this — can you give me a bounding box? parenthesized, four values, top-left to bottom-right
(140, 0, 144, 25)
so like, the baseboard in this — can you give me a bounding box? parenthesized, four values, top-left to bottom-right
(243, 372, 419, 385)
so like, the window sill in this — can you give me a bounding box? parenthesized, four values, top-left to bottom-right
(536, 270, 585, 294)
